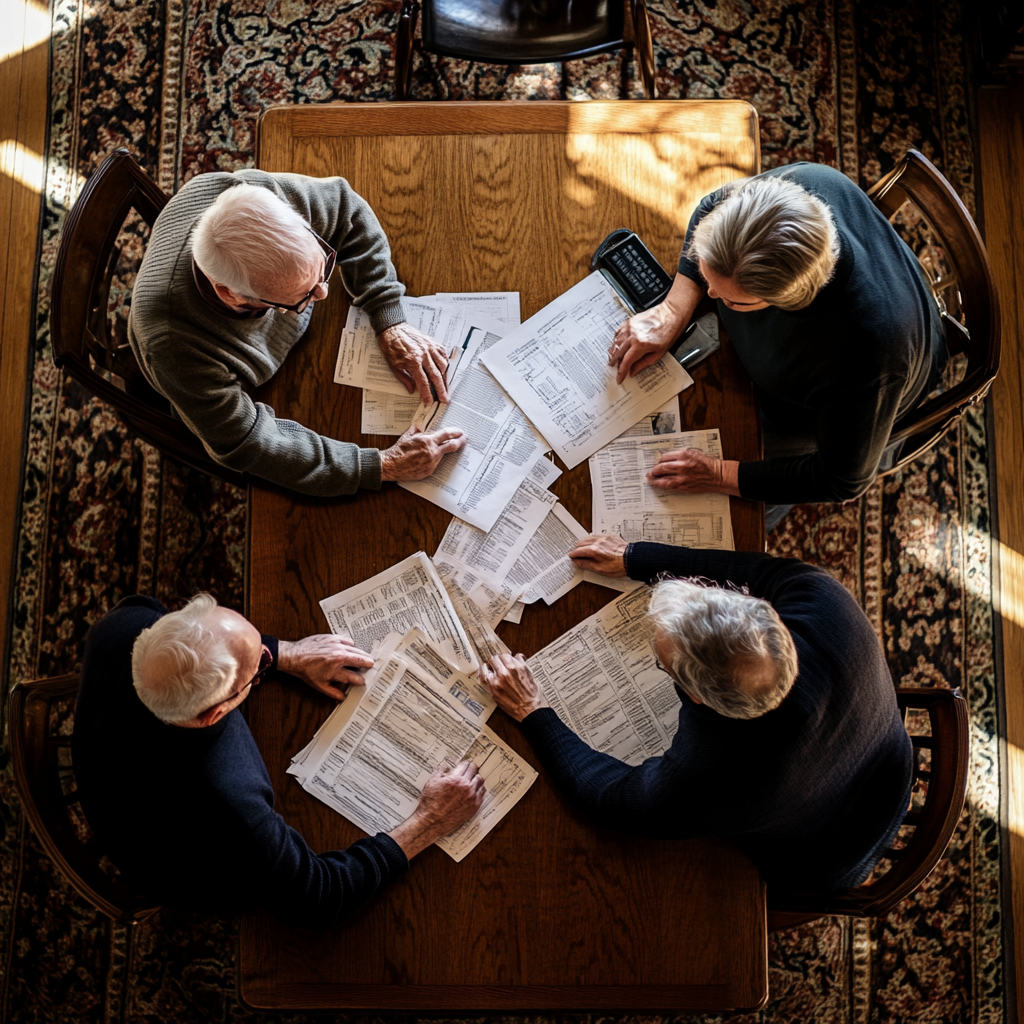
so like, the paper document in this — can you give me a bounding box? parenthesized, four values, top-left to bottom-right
(319, 552, 478, 672)
(436, 291, 521, 326)
(508, 503, 641, 606)
(590, 429, 735, 550)
(361, 390, 421, 435)
(528, 588, 681, 765)
(400, 314, 549, 532)
(481, 272, 693, 469)
(617, 397, 681, 438)
(292, 634, 536, 861)
(336, 299, 454, 396)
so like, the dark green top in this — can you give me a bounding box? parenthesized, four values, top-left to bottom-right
(678, 163, 947, 503)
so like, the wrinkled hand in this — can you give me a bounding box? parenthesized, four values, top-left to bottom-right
(647, 447, 741, 496)
(380, 424, 467, 482)
(377, 323, 450, 405)
(276, 635, 374, 700)
(608, 302, 683, 384)
(569, 534, 628, 577)
(389, 761, 486, 858)
(479, 654, 549, 723)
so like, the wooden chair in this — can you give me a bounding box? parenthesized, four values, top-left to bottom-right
(8, 674, 160, 925)
(867, 149, 1001, 476)
(50, 148, 245, 486)
(395, 0, 656, 99)
(768, 686, 969, 928)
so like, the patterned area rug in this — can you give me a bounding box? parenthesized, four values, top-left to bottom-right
(0, 0, 1007, 1021)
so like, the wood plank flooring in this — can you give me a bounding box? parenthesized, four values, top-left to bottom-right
(978, 75, 1024, 1024)
(0, 3, 48, 678)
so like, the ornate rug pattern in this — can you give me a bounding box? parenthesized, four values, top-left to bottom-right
(0, 1, 1006, 1021)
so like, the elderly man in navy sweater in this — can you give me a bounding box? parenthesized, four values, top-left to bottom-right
(72, 594, 484, 930)
(480, 535, 913, 890)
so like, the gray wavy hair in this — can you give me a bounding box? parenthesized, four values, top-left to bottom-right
(192, 183, 321, 299)
(131, 593, 238, 723)
(687, 174, 840, 310)
(649, 578, 798, 719)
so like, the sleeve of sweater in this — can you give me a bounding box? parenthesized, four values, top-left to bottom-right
(251, 812, 410, 931)
(145, 341, 382, 496)
(235, 170, 406, 334)
(736, 372, 908, 503)
(676, 190, 724, 283)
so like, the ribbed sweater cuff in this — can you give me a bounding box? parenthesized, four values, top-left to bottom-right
(369, 300, 406, 334)
(359, 447, 383, 491)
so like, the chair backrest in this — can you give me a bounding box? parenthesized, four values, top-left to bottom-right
(768, 686, 969, 918)
(8, 674, 160, 926)
(866, 150, 1001, 471)
(50, 149, 245, 485)
(398, 0, 655, 97)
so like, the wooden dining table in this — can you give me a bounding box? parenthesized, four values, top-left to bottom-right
(243, 100, 766, 1013)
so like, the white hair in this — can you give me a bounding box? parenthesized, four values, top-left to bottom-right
(687, 174, 840, 311)
(191, 183, 321, 299)
(649, 579, 798, 719)
(131, 593, 238, 724)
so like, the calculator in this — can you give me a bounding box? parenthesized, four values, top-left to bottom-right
(590, 228, 674, 312)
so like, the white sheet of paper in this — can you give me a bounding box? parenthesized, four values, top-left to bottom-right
(528, 588, 681, 766)
(435, 291, 521, 326)
(436, 725, 537, 862)
(502, 601, 525, 624)
(360, 390, 421, 434)
(589, 429, 735, 550)
(480, 272, 693, 469)
(509, 503, 641, 606)
(319, 551, 478, 673)
(616, 396, 682, 438)
(400, 315, 549, 532)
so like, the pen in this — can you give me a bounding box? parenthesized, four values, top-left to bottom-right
(679, 346, 703, 366)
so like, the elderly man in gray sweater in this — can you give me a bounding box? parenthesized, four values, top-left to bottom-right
(127, 170, 465, 495)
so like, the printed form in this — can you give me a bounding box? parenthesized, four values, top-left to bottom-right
(290, 630, 536, 862)
(319, 551, 478, 672)
(528, 588, 681, 766)
(481, 273, 694, 469)
(590, 429, 735, 550)
(400, 315, 549, 532)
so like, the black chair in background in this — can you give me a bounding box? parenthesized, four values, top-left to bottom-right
(395, 0, 656, 99)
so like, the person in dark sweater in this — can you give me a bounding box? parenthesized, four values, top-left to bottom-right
(608, 163, 947, 530)
(480, 534, 913, 890)
(71, 595, 484, 931)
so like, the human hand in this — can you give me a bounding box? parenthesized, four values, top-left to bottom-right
(380, 424, 467, 482)
(478, 654, 549, 723)
(376, 323, 450, 405)
(569, 534, 628, 577)
(646, 448, 741, 496)
(388, 760, 486, 858)
(276, 635, 374, 700)
(608, 303, 682, 384)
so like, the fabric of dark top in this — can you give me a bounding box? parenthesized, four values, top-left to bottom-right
(519, 545, 913, 889)
(71, 596, 408, 931)
(677, 163, 947, 504)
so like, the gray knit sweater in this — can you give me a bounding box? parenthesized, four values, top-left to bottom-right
(127, 170, 407, 495)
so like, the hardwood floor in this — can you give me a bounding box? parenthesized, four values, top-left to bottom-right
(0, 3, 48, 680)
(0, 11, 1021, 1016)
(978, 74, 1024, 1024)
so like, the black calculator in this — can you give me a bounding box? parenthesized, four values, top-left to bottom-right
(590, 228, 674, 312)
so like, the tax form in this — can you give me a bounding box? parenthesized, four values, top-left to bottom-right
(319, 551, 478, 672)
(480, 272, 694, 469)
(291, 632, 537, 862)
(435, 291, 521, 326)
(527, 588, 681, 765)
(590, 429, 735, 550)
(400, 315, 549, 532)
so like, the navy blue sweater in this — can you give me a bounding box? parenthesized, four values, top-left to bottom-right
(678, 163, 947, 503)
(520, 546, 913, 889)
(71, 596, 408, 930)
